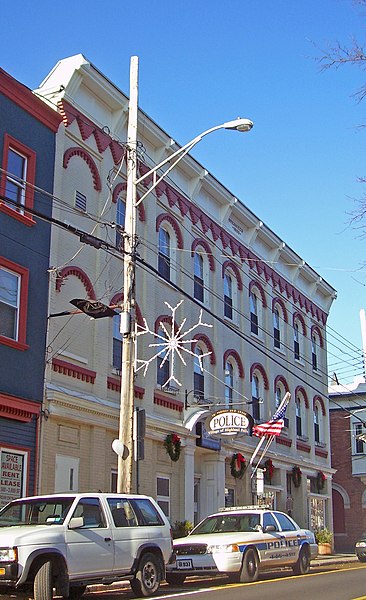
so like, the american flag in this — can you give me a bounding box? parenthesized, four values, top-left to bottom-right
(252, 397, 289, 437)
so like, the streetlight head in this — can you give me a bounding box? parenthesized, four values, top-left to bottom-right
(223, 118, 254, 132)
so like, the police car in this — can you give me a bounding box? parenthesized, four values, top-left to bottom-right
(166, 506, 318, 585)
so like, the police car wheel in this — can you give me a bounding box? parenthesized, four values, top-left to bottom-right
(292, 547, 310, 575)
(239, 548, 259, 583)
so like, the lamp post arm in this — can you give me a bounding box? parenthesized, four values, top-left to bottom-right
(134, 123, 233, 206)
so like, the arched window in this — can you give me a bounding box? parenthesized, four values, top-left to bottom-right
(116, 196, 126, 251)
(194, 252, 204, 302)
(112, 314, 122, 369)
(158, 227, 170, 281)
(157, 326, 170, 386)
(296, 388, 309, 440)
(194, 347, 205, 402)
(296, 397, 302, 437)
(224, 361, 234, 406)
(252, 374, 260, 420)
(275, 378, 289, 428)
(224, 273, 233, 320)
(293, 314, 306, 362)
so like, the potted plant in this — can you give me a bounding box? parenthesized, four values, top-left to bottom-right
(315, 528, 333, 555)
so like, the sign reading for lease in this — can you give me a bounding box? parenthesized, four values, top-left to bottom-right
(1, 450, 25, 506)
(205, 409, 254, 436)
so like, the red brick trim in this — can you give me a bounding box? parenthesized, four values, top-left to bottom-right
(249, 279, 267, 308)
(272, 297, 288, 323)
(275, 436, 292, 447)
(311, 324, 324, 348)
(295, 385, 309, 409)
(313, 395, 326, 416)
(250, 362, 269, 390)
(156, 213, 184, 249)
(112, 182, 145, 222)
(191, 238, 215, 272)
(55, 266, 96, 300)
(107, 377, 145, 399)
(296, 440, 311, 453)
(191, 334, 216, 365)
(154, 392, 183, 413)
(63, 146, 102, 191)
(274, 374, 289, 393)
(109, 293, 144, 328)
(222, 260, 243, 291)
(315, 447, 328, 458)
(223, 349, 244, 379)
(52, 358, 96, 384)
(293, 312, 307, 336)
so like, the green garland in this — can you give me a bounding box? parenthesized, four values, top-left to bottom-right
(316, 471, 326, 492)
(230, 453, 247, 479)
(164, 433, 181, 462)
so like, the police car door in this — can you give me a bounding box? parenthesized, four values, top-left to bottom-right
(272, 511, 301, 566)
(260, 512, 288, 566)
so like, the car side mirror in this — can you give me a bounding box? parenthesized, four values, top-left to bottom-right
(68, 516, 84, 529)
(264, 524, 276, 532)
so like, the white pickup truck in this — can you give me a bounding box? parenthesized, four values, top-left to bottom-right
(0, 492, 173, 599)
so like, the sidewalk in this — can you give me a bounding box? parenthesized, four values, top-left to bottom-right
(311, 552, 359, 567)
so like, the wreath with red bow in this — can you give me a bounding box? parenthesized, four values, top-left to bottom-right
(264, 459, 274, 483)
(230, 453, 247, 479)
(316, 471, 326, 492)
(164, 433, 181, 462)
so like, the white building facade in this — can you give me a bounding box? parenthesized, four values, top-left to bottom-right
(36, 55, 336, 531)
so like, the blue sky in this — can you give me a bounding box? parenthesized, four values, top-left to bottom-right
(2, 0, 366, 384)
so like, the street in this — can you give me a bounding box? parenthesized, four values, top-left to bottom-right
(81, 563, 366, 600)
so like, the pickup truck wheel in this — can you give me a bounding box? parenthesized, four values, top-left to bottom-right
(68, 585, 87, 600)
(130, 552, 162, 597)
(239, 548, 259, 583)
(292, 546, 310, 575)
(34, 561, 53, 600)
(165, 573, 186, 586)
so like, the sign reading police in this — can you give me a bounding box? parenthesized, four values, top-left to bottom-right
(205, 409, 254, 436)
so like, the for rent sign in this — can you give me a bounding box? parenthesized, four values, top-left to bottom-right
(1, 450, 25, 506)
(206, 409, 253, 436)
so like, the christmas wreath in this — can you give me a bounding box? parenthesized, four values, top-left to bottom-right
(264, 459, 274, 483)
(292, 466, 302, 488)
(164, 433, 181, 462)
(316, 471, 326, 492)
(230, 453, 247, 479)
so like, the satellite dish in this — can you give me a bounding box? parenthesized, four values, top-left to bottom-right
(112, 439, 129, 460)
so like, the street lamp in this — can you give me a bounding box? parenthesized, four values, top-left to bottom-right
(116, 56, 253, 493)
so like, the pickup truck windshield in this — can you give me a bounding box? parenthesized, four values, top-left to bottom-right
(0, 498, 75, 526)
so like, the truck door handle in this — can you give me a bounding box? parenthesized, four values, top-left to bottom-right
(104, 537, 112, 542)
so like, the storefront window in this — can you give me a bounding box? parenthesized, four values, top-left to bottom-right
(0, 448, 27, 507)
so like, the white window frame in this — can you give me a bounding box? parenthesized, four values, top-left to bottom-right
(5, 147, 27, 212)
(0, 267, 20, 341)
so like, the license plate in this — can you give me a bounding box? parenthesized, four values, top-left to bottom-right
(176, 559, 193, 570)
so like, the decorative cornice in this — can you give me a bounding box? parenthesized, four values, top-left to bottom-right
(0, 392, 40, 423)
(0, 68, 62, 132)
(58, 99, 126, 165)
(63, 146, 102, 191)
(52, 358, 96, 384)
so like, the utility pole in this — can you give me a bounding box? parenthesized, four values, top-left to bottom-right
(117, 56, 139, 493)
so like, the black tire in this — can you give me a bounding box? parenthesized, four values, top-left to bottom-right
(34, 561, 53, 600)
(357, 555, 366, 563)
(239, 548, 259, 583)
(165, 573, 186, 586)
(68, 586, 87, 600)
(292, 546, 310, 575)
(130, 552, 162, 597)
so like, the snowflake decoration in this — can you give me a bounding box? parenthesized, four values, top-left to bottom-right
(135, 300, 212, 388)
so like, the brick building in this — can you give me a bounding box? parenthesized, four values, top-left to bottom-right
(329, 378, 366, 552)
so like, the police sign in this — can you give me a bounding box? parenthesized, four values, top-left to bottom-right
(205, 409, 254, 436)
